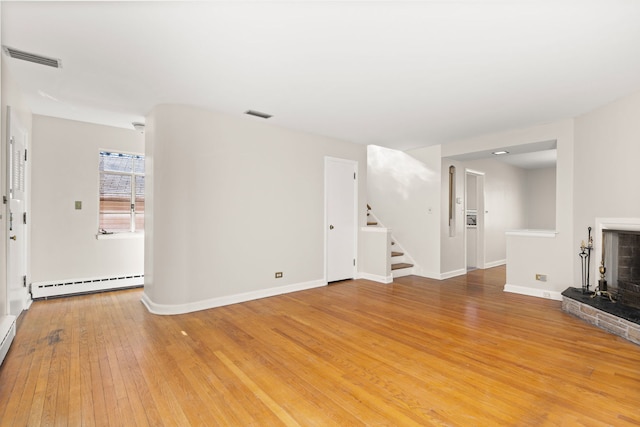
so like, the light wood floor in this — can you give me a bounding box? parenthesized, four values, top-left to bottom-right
(1, 266, 640, 426)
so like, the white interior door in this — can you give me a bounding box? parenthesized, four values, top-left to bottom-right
(7, 107, 29, 316)
(326, 157, 357, 282)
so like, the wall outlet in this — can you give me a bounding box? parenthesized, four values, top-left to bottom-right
(543, 292, 551, 299)
(535, 274, 547, 282)
(275, 272, 283, 278)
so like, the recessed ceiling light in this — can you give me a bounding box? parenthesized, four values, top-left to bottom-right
(492, 150, 509, 155)
(245, 110, 272, 119)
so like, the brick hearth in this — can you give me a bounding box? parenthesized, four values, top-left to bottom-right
(562, 288, 640, 346)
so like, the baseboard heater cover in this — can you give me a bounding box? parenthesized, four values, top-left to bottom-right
(0, 316, 17, 367)
(32, 274, 144, 299)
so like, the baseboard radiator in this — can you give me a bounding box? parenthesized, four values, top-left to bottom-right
(0, 316, 17, 367)
(32, 274, 144, 299)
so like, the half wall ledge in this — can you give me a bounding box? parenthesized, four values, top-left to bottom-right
(561, 287, 640, 346)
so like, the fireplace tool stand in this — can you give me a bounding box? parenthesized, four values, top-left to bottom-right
(579, 227, 593, 294)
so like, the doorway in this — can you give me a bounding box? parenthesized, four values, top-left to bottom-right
(325, 157, 357, 283)
(465, 169, 485, 271)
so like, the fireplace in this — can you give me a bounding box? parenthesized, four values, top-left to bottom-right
(561, 218, 640, 346)
(602, 229, 640, 307)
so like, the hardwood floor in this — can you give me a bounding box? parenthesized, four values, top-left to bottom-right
(1, 266, 639, 426)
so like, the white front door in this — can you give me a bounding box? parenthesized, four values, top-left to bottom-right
(7, 107, 29, 316)
(326, 157, 357, 282)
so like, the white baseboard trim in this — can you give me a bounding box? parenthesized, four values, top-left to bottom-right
(0, 315, 17, 367)
(484, 259, 506, 269)
(357, 272, 393, 284)
(504, 284, 563, 301)
(439, 269, 467, 280)
(32, 274, 144, 299)
(141, 279, 326, 315)
(392, 268, 414, 279)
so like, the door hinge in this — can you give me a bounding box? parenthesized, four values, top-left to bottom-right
(354, 172, 356, 180)
(23, 212, 27, 224)
(24, 149, 28, 162)
(353, 259, 356, 266)
(2, 195, 6, 204)
(23, 275, 27, 287)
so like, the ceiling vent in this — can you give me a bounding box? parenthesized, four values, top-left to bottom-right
(244, 110, 272, 119)
(2, 46, 62, 69)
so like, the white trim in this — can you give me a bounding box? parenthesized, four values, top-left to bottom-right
(439, 268, 467, 280)
(357, 272, 393, 284)
(465, 168, 485, 176)
(505, 229, 557, 238)
(392, 267, 415, 278)
(0, 315, 17, 367)
(141, 279, 326, 315)
(360, 226, 389, 233)
(483, 259, 506, 269)
(32, 274, 144, 299)
(96, 232, 144, 240)
(504, 284, 563, 301)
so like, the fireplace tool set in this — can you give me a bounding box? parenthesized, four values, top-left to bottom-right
(579, 227, 615, 302)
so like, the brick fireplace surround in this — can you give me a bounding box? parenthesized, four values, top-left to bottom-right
(561, 218, 640, 346)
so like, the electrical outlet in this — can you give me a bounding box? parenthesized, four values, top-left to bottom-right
(543, 292, 551, 299)
(535, 274, 547, 282)
(275, 272, 283, 278)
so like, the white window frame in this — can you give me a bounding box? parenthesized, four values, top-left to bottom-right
(97, 150, 144, 237)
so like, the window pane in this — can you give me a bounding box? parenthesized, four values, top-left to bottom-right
(100, 151, 133, 173)
(135, 212, 144, 231)
(100, 173, 131, 231)
(100, 213, 132, 233)
(135, 176, 145, 231)
(134, 156, 145, 174)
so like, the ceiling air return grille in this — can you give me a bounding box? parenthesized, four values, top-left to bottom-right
(2, 46, 62, 69)
(245, 110, 272, 119)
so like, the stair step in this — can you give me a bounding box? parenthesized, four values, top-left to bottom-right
(391, 263, 413, 271)
(391, 251, 404, 257)
(367, 221, 378, 226)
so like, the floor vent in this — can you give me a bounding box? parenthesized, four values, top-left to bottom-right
(32, 275, 144, 299)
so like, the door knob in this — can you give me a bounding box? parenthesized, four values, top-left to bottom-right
(329, 225, 334, 230)
(10, 235, 16, 240)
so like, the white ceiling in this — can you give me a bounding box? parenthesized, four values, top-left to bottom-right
(446, 139, 558, 169)
(3, 1, 640, 152)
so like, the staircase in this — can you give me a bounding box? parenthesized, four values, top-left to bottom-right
(367, 205, 414, 278)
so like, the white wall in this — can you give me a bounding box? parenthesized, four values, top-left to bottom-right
(525, 167, 556, 229)
(573, 90, 640, 286)
(1, 63, 32, 316)
(30, 115, 144, 282)
(368, 144, 442, 278)
(143, 104, 367, 313)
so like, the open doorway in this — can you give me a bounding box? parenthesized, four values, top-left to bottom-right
(465, 169, 485, 271)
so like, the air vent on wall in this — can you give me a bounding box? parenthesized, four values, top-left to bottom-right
(2, 46, 62, 69)
(245, 110, 272, 119)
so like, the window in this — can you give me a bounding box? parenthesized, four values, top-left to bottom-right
(99, 151, 144, 233)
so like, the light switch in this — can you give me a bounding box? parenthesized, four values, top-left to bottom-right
(75, 201, 82, 210)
